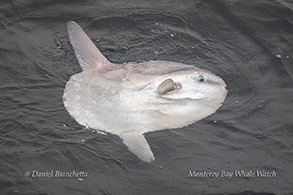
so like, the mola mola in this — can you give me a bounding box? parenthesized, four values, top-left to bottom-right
(63, 21, 227, 162)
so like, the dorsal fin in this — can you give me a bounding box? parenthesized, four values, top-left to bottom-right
(119, 132, 155, 163)
(67, 21, 111, 71)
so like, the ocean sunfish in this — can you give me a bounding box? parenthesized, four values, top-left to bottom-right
(63, 21, 228, 162)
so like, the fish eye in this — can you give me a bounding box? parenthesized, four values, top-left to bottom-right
(198, 75, 205, 82)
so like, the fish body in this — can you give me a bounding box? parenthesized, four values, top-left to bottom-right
(63, 21, 228, 162)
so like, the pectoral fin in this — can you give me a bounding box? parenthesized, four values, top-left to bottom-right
(119, 133, 155, 163)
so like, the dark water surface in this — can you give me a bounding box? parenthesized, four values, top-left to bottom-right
(1, 0, 293, 194)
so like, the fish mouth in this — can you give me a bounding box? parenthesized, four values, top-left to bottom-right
(206, 75, 227, 88)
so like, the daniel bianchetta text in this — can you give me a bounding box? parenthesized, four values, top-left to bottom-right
(24, 170, 88, 178)
(188, 170, 277, 179)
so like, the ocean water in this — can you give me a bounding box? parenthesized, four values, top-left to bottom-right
(0, 0, 293, 194)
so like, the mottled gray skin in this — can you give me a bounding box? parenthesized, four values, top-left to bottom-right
(63, 21, 228, 162)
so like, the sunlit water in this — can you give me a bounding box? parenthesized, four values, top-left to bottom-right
(0, 0, 292, 194)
